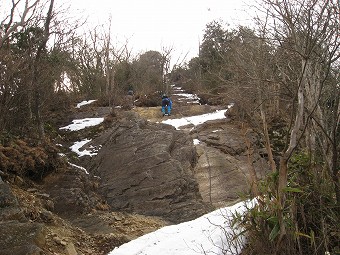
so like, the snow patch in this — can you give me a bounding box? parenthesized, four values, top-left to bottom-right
(69, 162, 89, 174)
(59, 118, 104, 131)
(109, 200, 254, 255)
(70, 139, 98, 157)
(193, 139, 200, 145)
(162, 109, 228, 130)
(76, 99, 97, 108)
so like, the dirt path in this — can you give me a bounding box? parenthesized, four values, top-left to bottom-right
(133, 85, 224, 123)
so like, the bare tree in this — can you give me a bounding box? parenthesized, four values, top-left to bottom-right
(160, 45, 173, 94)
(258, 0, 340, 245)
(30, 0, 54, 140)
(0, 0, 40, 47)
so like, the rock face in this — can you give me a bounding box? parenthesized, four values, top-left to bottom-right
(192, 119, 270, 207)
(0, 180, 46, 255)
(88, 112, 209, 223)
(0, 179, 26, 222)
(43, 167, 105, 218)
(0, 222, 46, 255)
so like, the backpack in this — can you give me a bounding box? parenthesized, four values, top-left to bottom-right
(162, 97, 170, 106)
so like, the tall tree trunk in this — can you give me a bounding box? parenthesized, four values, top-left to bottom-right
(258, 87, 276, 172)
(105, 17, 111, 98)
(331, 90, 340, 205)
(31, 0, 54, 141)
(242, 125, 259, 196)
(277, 59, 306, 247)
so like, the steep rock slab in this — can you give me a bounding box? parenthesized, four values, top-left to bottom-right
(89, 112, 209, 223)
(193, 120, 270, 207)
(195, 145, 248, 208)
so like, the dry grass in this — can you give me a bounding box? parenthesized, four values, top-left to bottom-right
(132, 104, 223, 124)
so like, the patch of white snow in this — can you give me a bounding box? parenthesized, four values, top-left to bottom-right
(162, 109, 228, 130)
(70, 139, 98, 157)
(76, 99, 97, 108)
(59, 118, 104, 131)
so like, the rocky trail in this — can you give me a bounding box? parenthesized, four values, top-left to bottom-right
(0, 85, 270, 255)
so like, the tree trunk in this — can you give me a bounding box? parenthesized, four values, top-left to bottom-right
(331, 92, 340, 205)
(258, 87, 276, 172)
(242, 125, 259, 196)
(105, 18, 111, 97)
(277, 59, 306, 245)
(31, 0, 54, 141)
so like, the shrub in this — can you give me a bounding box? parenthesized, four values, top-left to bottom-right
(0, 138, 61, 180)
(238, 151, 340, 255)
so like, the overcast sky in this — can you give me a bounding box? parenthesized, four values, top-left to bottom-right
(60, 0, 255, 64)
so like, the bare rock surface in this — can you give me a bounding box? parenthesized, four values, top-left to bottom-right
(42, 167, 105, 218)
(0, 221, 46, 255)
(0, 85, 271, 254)
(87, 111, 210, 223)
(191, 119, 269, 207)
(0, 181, 46, 255)
(0, 180, 26, 221)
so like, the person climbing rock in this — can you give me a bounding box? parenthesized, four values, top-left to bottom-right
(161, 94, 172, 116)
(123, 88, 134, 109)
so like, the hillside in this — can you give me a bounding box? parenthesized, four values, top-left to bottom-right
(0, 85, 270, 255)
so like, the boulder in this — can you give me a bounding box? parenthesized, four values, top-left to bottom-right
(89, 112, 209, 223)
(42, 166, 106, 218)
(0, 181, 26, 222)
(0, 221, 46, 255)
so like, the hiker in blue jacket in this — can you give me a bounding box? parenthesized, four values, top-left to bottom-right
(161, 94, 172, 116)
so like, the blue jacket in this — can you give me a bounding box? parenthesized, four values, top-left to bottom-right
(162, 97, 172, 108)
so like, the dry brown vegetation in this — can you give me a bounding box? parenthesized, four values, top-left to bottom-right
(0, 138, 61, 180)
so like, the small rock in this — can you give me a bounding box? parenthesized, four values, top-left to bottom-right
(65, 242, 78, 255)
(27, 188, 38, 193)
(113, 215, 123, 221)
(36, 193, 50, 199)
(14, 175, 24, 186)
(53, 236, 64, 245)
(208, 134, 220, 140)
(43, 199, 55, 211)
(40, 210, 54, 223)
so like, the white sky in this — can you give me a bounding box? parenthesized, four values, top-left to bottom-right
(59, 0, 254, 64)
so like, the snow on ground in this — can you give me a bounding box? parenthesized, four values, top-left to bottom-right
(162, 109, 228, 130)
(173, 92, 200, 104)
(68, 162, 89, 174)
(63, 99, 248, 255)
(59, 118, 104, 131)
(69, 139, 100, 157)
(173, 93, 199, 100)
(193, 139, 200, 145)
(76, 99, 97, 108)
(108, 200, 253, 255)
